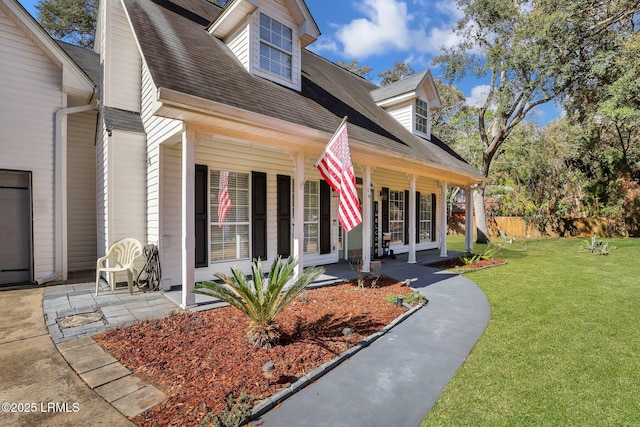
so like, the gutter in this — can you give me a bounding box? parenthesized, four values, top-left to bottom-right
(36, 97, 98, 285)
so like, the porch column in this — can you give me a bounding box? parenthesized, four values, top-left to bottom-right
(181, 126, 196, 308)
(361, 165, 372, 273)
(293, 151, 305, 277)
(465, 186, 475, 252)
(440, 181, 448, 257)
(408, 174, 417, 264)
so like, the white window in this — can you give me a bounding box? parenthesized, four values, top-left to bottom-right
(419, 194, 432, 242)
(259, 14, 292, 80)
(303, 181, 319, 253)
(416, 99, 429, 134)
(210, 171, 250, 262)
(389, 190, 404, 244)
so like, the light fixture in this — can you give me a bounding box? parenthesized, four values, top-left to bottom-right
(105, 125, 113, 137)
(342, 327, 353, 349)
(262, 361, 275, 386)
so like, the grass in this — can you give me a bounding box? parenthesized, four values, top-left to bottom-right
(422, 236, 640, 426)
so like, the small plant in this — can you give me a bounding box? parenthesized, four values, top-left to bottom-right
(194, 256, 324, 349)
(581, 235, 616, 256)
(459, 244, 501, 265)
(582, 235, 602, 253)
(386, 292, 427, 306)
(349, 256, 366, 288)
(369, 274, 381, 289)
(459, 253, 481, 265)
(197, 391, 253, 427)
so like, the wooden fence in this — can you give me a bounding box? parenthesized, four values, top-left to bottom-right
(449, 216, 614, 238)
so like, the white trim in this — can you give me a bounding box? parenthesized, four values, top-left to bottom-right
(181, 127, 196, 308)
(293, 151, 305, 276)
(440, 181, 448, 257)
(408, 174, 417, 264)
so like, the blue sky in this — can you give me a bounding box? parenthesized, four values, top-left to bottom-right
(19, 0, 560, 124)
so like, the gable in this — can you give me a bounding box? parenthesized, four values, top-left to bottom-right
(0, 0, 94, 100)
(208, 0, 319, 91)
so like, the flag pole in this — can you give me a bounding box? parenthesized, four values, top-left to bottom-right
(303, 116, 349, 184)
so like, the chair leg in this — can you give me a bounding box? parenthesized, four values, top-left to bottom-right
(127, 270, 133, 294)
(95, 268, 101, 296)
(110, 272, 116, 291)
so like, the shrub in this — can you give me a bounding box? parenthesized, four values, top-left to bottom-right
(197, 391, 253, 427)
(194, 256, 324, 349)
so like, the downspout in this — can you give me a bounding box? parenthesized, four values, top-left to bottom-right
(36, 97, 97, 285)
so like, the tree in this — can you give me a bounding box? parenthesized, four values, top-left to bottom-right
(36, 0, 97, 48)
(336, 59, 373, 79)
(435, 0, 640, 243)
(430, 79, 467, 143)
(378, 61, 415, 86)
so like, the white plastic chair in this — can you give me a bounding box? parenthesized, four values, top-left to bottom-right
(95, 238, 144, 295)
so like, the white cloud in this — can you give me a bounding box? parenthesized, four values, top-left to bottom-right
(336, 0, 426, 58)
(332, 0, 463, 60)
(465, 85, 491, 107)
(309, 37, 339, 55)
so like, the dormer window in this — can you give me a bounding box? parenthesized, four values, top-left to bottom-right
(259, 14, 293, 80)
(416, 99, 429, 135)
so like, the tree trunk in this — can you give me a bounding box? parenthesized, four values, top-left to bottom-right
(474, 187, 491, 243)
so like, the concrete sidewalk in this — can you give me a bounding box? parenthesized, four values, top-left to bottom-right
(255, 262, 491, 427)
(0, 287, 134, 426)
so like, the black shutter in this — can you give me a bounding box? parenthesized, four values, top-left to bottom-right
(320, 180, 331, 254)
(415, 191, 421, 243)
(252, 172, 267, 260)
(195, 165, 208, 268)
(276, 175, 291, 257)
(381, 187, 389, 234)
(431, 193, 437, 242)
(404, 190, 410, 244)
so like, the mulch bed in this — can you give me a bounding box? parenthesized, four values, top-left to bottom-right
(427, 257, 507, 270)
(94, 277, 415, 426)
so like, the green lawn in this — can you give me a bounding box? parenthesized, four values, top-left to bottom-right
(422, 236, 640, 426)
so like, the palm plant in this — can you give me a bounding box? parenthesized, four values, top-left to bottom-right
(194, 256, 324, 349)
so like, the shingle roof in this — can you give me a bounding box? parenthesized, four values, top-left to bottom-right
(103, 107, 145, 134)
(370, 71, 428, 103)
(56, 40, 100, 86)
(121, 0, 483, 179)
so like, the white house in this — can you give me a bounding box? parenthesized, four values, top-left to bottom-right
(2, 0, 485, 305)
(0, 0, 98, 286)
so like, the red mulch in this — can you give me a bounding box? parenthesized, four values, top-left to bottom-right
(427, 258, 506, 270)
(93, 277, 414, 426)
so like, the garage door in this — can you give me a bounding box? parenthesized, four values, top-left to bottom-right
(0, 170, 32, 285)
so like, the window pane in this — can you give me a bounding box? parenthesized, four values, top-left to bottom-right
(210, 170, 250, 262)
(389, 190, 404, 244)
(419, 194, 432, 242)
(259, 14, 293, 79)
(415, 99, 429, 134)
(303, 181, 319, 253)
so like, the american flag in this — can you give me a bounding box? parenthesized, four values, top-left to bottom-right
(315, 120, 362, 232)
(218, 171, 232, 227)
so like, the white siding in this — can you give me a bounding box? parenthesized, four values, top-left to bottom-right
(0, 6, 62, 279)
(110, 131, 146, 243)
(96, 118, 109, 259)
(160, 135, 338, 289)
(249, 1, 302, 91)
(67, 111, 98, 271)
(386, 103, 413, 133)
(108, 130, 147, 283)
(226, 22, 251, 70)
(103, 0, 141, 112)
(141, 62, 182, 245)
